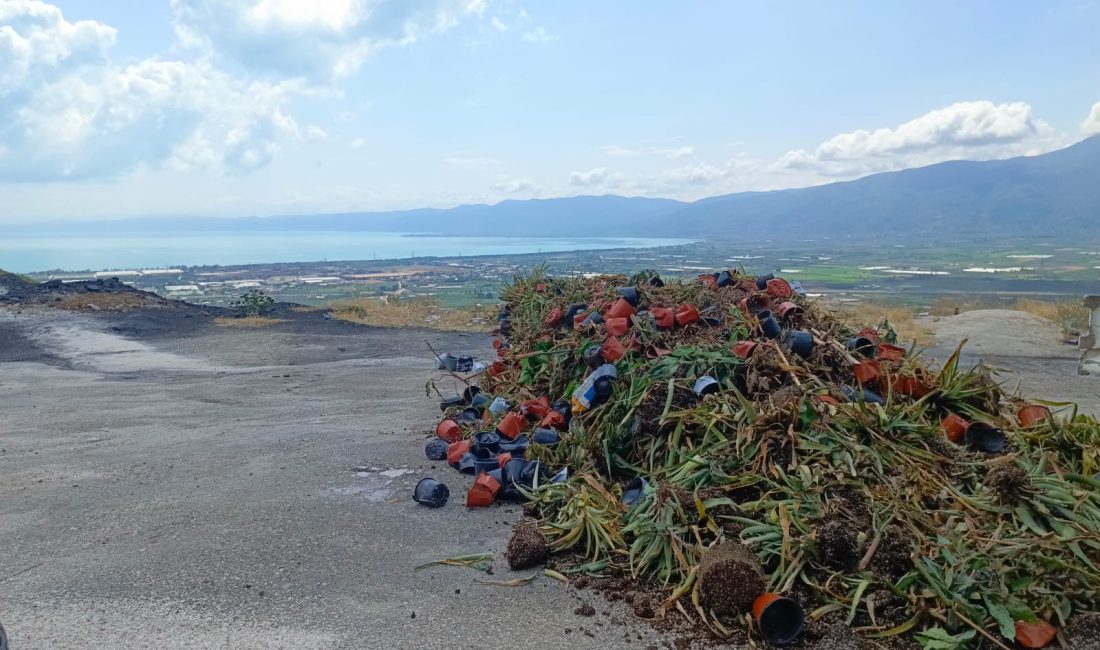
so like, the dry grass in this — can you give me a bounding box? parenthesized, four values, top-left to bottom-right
(837, 302, 934, 345)
(54, 293, 155, 312)
(213, 316, 287, 328)
(289, 305, 322, 313)
(930, 297, 1088, 340)
(329, 297, 494, 332)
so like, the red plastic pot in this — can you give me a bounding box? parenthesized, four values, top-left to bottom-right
(741, 293, 772, 316)
(814, 394, 841, 406)
(877, 343, 906, 363)
(436, 419, 463, 443)
(698, 273, 718, 289)
(521, 396, 551, 419)
(675, 303, 700, 327)
(539, 410, 567, 430)
(942, 413, 969, 444)
(892, 369, 934, 398)
(775, 301, 804, 324)
(497, 452, 513, 468)
(497, 412, 526, 440)
(1014, 620, 1056, 648)
(650, 307, 676, 329)
(467, 472, 501, 507)
(855, 327, 879, 342)
(605, 316, 630, 337)
(1018, 404, 1051, 428)
(752, 593, 804, 646)
(853, 360, 881, 386)
(492, 338, 505, 350)
(645, 345, 672, 359)
(544, 307, 563, 328)
(447, 439, 471, 465)
(601, 336, 627, 362)
(607, 298, 636, 319)
(489, 359, 507, 376)
(766, 278, 793, 299)
(732, 340, 758, 359)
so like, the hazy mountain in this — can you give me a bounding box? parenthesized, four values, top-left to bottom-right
(8, 136, 1099, 243)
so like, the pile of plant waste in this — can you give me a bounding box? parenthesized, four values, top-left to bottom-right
(429, 267, 1100, 649)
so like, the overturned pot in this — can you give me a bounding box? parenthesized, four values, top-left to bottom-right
(413, 478, 450, 508)
(753, 593, 805, 646)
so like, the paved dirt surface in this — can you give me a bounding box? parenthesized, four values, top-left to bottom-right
(3, 303, 1098, 649)
(0, 305, 681, 649)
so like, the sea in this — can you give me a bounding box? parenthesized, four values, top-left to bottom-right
(0, 232, 694, 274)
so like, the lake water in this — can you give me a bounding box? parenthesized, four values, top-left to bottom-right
(0, 231, 693, 273)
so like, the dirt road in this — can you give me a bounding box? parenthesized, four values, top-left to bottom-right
(2, 305, 1097, 649)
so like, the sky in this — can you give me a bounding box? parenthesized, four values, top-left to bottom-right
(1, 0, 1099, 223)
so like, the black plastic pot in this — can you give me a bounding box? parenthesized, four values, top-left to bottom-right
(413, 478, 450, 508)
(847, 336, 876, 358)
(532, 428, 560, 445)
(564, 303, 588, 328)
(469, 392, 491, 409)
(463, 385, 481, 404)
(519, 460, 543, 490)
(757, 310, 782, 339)
(622, 477, 648, 508)
(457, 407, 481, 425)
(701, 313, 726, 327)
(425, 438, 449, 461)
(841, 385, 885, 404)
(0, 621, 7, 650)
(499, 434, 530, 455)
(474, 456, 499, 475)
(756, 273, 775, 290)
(648, 276, 665, 288)
(693, 375, 720, 397)
(756, 595, 805, 646)
(715, 270, 733, 288)
(786, 330, 814, 359)
(501, 458, 530, 500)
(584, 344, 605, 370)
(456, 452, 478, 474)
(965, 422, 1007, 453)
(473, 431, 502, 453)
(593, 376, 614, 405)
(497, 307, 511, 321)
(581, 311, 604, 326)
(440, 395, 464, 411)
(616, 287, 640, 306)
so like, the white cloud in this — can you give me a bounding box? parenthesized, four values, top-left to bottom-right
(598, 144, 640, 157)
(654, 146, 693, 160)
(776, 101, 1057, 177)
(1084, 101, 1100, 136)
(521, 26, 554, 44)
(444, 156, 502, 169)
(491, 177, 538, 194)
(569, 167, 608, 187)
(171, 0, 488, 79)
(0, 1, 305, 181)
(348, 137, 367, 149)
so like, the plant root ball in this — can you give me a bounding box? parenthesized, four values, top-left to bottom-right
(506, 522, 549, 570)
(984, 463, 1031, 505)
(698, 542, 765, 615)
(817, 519, 861, 571)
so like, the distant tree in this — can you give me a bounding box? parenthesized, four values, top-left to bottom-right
(231, 289, 276, 317)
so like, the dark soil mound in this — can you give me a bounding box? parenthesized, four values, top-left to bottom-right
(506, 522, 548, 571)
(697, 543, 765, 615)
(817, 519, 861, 571)
(1065, 613, 1100, 650)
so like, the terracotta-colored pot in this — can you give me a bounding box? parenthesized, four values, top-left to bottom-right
(752, 593, 805, 646)
(492, 338, 505, 350)
(490, 359, 507, 376)
(436, 419, 463, 443)
(605, 316, 630, 337)
(775, 301, 805, 325)
(855, 327, 879, 342)
(1014, 620, 1056, 648)
(650, 307, 676, 329)
(601, 336, 627, 362)
(521, 396, 551, 419)
(467, 472, 501, 507)
(544, 307, 563, 328)
(766, 278, 793, 299)
(607, 298, 636, 319)
(535, 283, 547, 293)
(814, 394, 841, 406)
(853, 360, 881, 386)
(896, 368, 935, 398)
(497, 412, 526, 440)
(675, 303, 700, 327)
(742, 293, 772, 315)
(698, 273, 718, 289)
(732, 340, 758, 359)
(942, 413, 969, 444)
(447, 439, 471, 465)
(539, 410, 567, 431)
(877, 343, 906, 363)
(497, 452, 513, 468)
(1018, 404, 1052, 428)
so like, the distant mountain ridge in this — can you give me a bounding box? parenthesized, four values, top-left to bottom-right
(8, 135, 1100, 243)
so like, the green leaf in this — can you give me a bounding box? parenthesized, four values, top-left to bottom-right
(915, 627, 976, 650)
(984, 597, 1016, 640)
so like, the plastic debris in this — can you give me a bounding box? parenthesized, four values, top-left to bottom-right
(413, 478, 450, 508)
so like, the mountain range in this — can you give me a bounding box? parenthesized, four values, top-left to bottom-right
(8, 135, 1100, 243)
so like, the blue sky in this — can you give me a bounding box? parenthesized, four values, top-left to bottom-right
(1, 0, 1099, 222)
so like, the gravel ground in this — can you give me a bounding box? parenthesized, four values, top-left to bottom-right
(2, 304, 1098, 649)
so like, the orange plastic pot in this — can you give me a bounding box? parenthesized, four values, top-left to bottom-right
(892, 368, 934, 398)
(436, 419, 463, 443)
(698, 273, 718, 289)
(877, 343, 906, 363)
(497, 412, 526, 440)
(775, 301, 804, 324)
(601, 336, 627, 362)
(605, 316, 630, 337)
(942, 413, 969, 444)
(492, 338, 505, 350)
(650, 307, 676, 329)
(1018, 404, 1051, 428)
(766, 278, 793, 299)
(814, 394, 840, 406)
(447, 440, 471, 465)
(497, 452, 513, 468)
(675, 303, 700, 327)
(607, 298, 636, 319)
(467, 472, 501, 507)
(489, 359, 507, 376)
(853, 360, 881, 386)
(539, 410, 567, 430)
(732, 340, 758, 359)
(521, 396, 551, 419)
(544, 307, 563, 328)
(1014, 620, 1056, 648)
(855, 327, 879, 342)
(752, 593, 804, 646)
